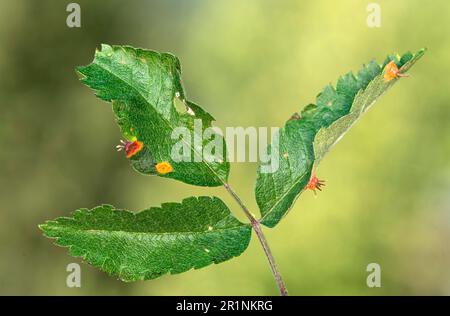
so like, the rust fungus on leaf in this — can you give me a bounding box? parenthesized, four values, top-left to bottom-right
(155, 161, 174, 175)
(116, 138, 144, 158)
(305, 170, 325, 194)
(384, 60, 408, 81)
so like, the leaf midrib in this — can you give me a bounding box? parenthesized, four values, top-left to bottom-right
(46, 223, 249, 237)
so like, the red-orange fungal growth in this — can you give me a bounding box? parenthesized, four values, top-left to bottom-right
(384, 60, 408, 81)
(125, 140, 143, 158)
(155, 161, 173, 175)
(306, 170, 325, 194)
(116, 139, 144, 158)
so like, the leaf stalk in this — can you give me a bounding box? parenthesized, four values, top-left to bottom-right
(223, 183, 288, 296)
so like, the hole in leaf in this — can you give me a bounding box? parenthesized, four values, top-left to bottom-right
(173, 95, 195, 116)
(174, 95, 187, 113)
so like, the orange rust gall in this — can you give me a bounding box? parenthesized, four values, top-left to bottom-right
(384, 60, 408, 81)
(116, 139, 144, 158)
(306, 170, 325, 194)
(155, 161, 173, 175)
(125, 140, 143, 158)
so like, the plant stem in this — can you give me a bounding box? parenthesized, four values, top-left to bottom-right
(223, 183, 288, 296)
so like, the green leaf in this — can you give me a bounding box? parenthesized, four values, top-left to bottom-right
(77, 44, 229, 187)
(39, 196, 251, 281)
(256, 49, 426, 228)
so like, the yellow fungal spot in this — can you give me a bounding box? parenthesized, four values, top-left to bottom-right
(208, 226, 213, 231)
(204, 248, 210, 253)
(384, 61, 399, 81)
(383, 60, 408, 81)
(155, 161, 174, 175)
(283, 152, 289, 158)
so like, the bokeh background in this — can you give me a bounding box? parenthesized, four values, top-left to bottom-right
(0, 0, 449, 295)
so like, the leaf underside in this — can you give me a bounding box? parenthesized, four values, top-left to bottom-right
(40, 197, 251, 281)
(77, 44, 229, 187)
(256, 49, 426, 228)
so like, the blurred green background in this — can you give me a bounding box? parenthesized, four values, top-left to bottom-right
(0, 0, 449, 295)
